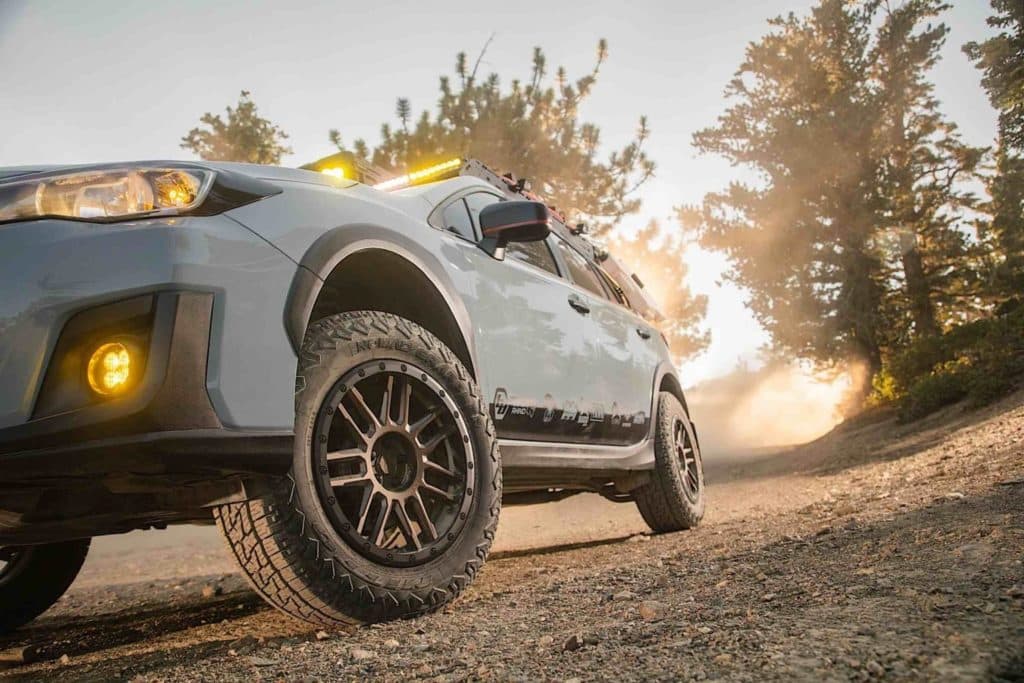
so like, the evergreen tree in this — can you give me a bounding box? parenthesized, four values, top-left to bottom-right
(873, 0, 983, 339)
(688, 0, 887, 376)
(965, 0, 1024, 300)
(689, 0, 982, 381)
(181, 90, 292, 165)
(329, 40, 654, 235)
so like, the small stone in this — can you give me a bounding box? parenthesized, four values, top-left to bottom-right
(201, 584, 223, 598)
(762, 593, 777, 602)
(228, 636, 257, 655)
(612, 590, 637, 601)
(1007, 585, 1024, 599)
(713, 653, 733, 664)
(382, 638, 400, 649)
(946, 491, 965, 500)
(537, 635, 554, 647)
(59, 654, 71, 665)
(638, 600, 667, 621)
(563, 634, 583, 652)
(627, 534, 650, 543)
(698, 626, 713, 634)
(865, 660, 884, 676)
(350, 648, 376, 662)
(315, 630, 330, 641)
(248, 657, 276, 667)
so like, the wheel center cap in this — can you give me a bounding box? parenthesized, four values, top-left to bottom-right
(372, 432, 417, 492)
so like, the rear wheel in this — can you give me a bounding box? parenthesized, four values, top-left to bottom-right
(634, 392, 705, 532)
(0, 539, 91, 634)
(216, 311, 500, 625)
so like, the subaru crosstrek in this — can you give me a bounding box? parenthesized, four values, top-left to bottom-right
(0, 158, 705, 631)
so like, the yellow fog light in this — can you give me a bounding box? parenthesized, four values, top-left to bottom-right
(87, 342, 133, 396)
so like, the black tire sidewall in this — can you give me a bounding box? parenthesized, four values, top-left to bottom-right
(654, 393, 706, 523)
(290, 313, 499, 596)
(0, 539, 90, 633)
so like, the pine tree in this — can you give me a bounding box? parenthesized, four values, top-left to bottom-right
(328, 40, 654, 235)
(689, 0, 983, 382)
(965, 0, 1024, 301)
(688, 0, 888, 377)
(181, 91, 292, 165)
(873, 0, 984, 338)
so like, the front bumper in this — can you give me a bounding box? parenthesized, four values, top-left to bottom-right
(0, 291, 292, 482)
(0, 213, 301, 484)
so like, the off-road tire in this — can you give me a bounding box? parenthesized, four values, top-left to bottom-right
(634, 392, 705, 532)
(215, 311, 501, 625)
(0, 539, 90, 634)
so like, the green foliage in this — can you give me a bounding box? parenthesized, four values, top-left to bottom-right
(328, 40, 654, 236)
(898, 362, 969, 422)
(684, 0, 887, 375)
(964, 0, 1024, 152)
(887, 305, 1024, 421)
(181, 91, 292, 165)
(965, 2, 1024, 302)
(687, 0, 983, 383)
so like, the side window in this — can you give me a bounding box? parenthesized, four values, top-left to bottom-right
(555, 237, 609, 299)
(464, 192, 503, 232)
(507, 238, 560, 277)
(440, 199, 476, 242)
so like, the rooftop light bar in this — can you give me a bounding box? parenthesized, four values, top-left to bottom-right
(373, 158, 463, 191)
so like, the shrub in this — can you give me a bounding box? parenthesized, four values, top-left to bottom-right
(887, 306, 1024, 422)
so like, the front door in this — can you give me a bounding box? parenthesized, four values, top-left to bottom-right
(436, 191, 589, 442)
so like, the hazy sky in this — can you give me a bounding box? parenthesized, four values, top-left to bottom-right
(0, 0, 999, 382)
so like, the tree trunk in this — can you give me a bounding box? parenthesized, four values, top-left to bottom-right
(899, 241, 940, 338)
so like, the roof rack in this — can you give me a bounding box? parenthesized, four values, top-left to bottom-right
(300, 154, 663, 320)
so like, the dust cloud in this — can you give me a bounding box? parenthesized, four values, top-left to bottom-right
(686, 360, 867, 458)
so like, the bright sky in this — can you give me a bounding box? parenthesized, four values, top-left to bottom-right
(0, 0, 998, 383)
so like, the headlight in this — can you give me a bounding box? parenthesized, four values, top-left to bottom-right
(0, 165, 215, 224)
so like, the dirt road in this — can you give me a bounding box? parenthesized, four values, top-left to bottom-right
(2, 393, 1022, 681)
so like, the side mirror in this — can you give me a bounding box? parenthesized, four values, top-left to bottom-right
(478, 201, 551, 259)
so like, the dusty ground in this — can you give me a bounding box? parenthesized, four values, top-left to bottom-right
(1, 392, 1022, 682)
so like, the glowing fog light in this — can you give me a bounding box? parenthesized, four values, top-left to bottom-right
(86, 342, 133, 396)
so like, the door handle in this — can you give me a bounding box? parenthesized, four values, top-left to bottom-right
(567, 294, 590, 315)
(636, 327, 652, 340)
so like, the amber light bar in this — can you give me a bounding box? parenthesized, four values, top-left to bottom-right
(373, 158, 463, 191)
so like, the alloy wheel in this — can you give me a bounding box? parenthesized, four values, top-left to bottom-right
(673, 418, 702, 504)
(312, 360, 476, 567)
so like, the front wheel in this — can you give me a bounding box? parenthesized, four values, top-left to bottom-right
(0, 539, 91, 634)
(634, 392, 705, 532)
(216, 311, 501, 626)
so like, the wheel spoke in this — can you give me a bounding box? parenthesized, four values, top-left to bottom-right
(419, 423, 456, 453)
(337, 403, 371, 446)
(411, 492, 438, 541)
(380, 375, 394, 425)
(326, 448, 366, 463)
(409, 406, 441, 438)
(421, 482, 457, 502)
(356, 489, 376, 534)
(330, 471, 371, 489)
(394, 502, 421, 550)
(371, 499, 393, 546)
(423, 458, 458, 479)
(348, 387, 381, 431)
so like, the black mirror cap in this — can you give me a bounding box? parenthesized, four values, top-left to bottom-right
(478, 201, 551, 259)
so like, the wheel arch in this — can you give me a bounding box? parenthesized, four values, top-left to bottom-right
(284, 227, 478, 380)
(654, 365, 690, 417)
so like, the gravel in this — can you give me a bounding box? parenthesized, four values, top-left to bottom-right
(2, 391, 1023, 681)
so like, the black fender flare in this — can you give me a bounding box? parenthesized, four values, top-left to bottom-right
(283, 224, 480, 379)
